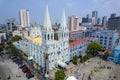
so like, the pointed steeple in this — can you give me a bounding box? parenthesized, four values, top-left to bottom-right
(60, 9, 67, 30)
(43, 5, 52, 31)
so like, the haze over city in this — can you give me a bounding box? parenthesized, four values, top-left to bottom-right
(0, 0, 120, 24)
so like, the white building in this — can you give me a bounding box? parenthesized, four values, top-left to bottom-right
(19, 6, 69, 72)
(69, 38, 87, 60)
(19, 9, 30, 27)
(69, 30, 86, 39)
(68, 16, 81, 31)
(92, 30, 119, 50)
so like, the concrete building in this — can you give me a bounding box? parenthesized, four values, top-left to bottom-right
(68, 16, 81, 31)
(108, 17, 120, 32)
(69, 30, 85, 39)
(92, 11, 98, 25)
(113, 45, 120, 64)
(19, 9, 30, 27)
(6, 18, 18, 33)
(69, 38, 87, 60)
(18, 6, 70, 72)
(0, 34, 4, 44)
(85, 25, 106, 37)
(91, 30, 119, 50)
(85, 37, 97, 44)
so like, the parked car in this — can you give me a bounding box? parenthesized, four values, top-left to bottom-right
(26, 70, 31, 74)
(26, 73, 34, 79)
(22, 68, 29, 73)
(11, 56, 17, 60)
(19, 64, 26, 68)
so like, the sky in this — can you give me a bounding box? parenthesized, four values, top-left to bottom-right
(0, 0, 120, 24)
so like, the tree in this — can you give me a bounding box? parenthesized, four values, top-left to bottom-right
(12, 35, 22, 42)
(87, 41, 102, 56)
(0, 44, 4, 52)
(55, 69, 66, 80)
(72, 55, 78, 65)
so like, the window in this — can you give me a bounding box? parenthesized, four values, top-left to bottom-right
(48, 34, 50, 40)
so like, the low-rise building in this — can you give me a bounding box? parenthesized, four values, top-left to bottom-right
(69, 30, 85, 39)
(92, 30, 119, 50)
(85, 37, 97, 43)
(0, 34, 4, 44)
(69, 38, 87, 60)
(113, 45, 120, 64)
(85, 25, 106, 37)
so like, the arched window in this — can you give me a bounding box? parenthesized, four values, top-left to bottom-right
(51, 34, 53, 40)
(44, 34, 46, 40)
(48, 34, 50, 40)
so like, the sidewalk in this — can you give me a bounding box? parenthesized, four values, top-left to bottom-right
(23, 60, 45, 80)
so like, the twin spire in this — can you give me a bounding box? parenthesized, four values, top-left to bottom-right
(43, 5, 67, 31)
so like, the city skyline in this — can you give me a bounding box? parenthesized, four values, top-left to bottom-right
(0, 0, 120, 24)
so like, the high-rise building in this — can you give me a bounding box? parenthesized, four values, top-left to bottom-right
(68, 16, 81, 31)
(102, 16, 107, 26)
(19, 9, 30, 27)
(92, 11, 98, 25)
(108, 16, 120, 32)
(110, 13, 116, 18)
(97, 17, 103, 25)
(6, 18, 18, 33)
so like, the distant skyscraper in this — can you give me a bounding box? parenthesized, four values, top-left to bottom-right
(102, 16, 107, 26)
(97, 17, 103, 25)
(110, 13, 116, 18)
(108, 16, 120, 32)
(68, 16, 81, 31)
(19, 9, 30, 27)
(92, 11, 98, 25)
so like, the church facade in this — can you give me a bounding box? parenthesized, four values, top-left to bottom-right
(19, 6, 70, 72)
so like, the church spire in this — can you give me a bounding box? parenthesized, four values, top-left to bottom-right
(60, 9, 67, 30)
(43, 5, 52, 31)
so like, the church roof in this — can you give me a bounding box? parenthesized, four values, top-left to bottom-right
(27, 36, 58, 46)
(43, 5, 52, 31)
(60, 9, 67, 30)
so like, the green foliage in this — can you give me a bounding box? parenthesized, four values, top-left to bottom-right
(0, 44, 4, 52)
(55, 69, 66, 80)
(72, 55, 78, 65)
(102, 51, 110, 60)
(12, 35, 22, 42)
(87, 41, 102, 56)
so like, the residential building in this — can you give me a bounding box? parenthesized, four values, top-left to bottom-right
(92, 30, 119, 50)
(92, 11, 98, 25)
(19, 9, 30, 27)
(110, 13, 116, 18)
(113, 45, 120, 64)
(69, 38, 87, 60)
(0, 33, 4, 44)
(6, 18, 18, 33)
(85, 25, 106, 37)
(102, 16, 107, 26)
(68, 16, 81, 31)
(69, 30, 85, 39)
(108, 17, 120, 32)
(85, 37, 97, 44)
(18, 6, 70, 72)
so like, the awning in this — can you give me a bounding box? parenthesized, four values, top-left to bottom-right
(66, 76, 77, 80)
(28, 56, 33, 60)
(57, 61, 67, 68)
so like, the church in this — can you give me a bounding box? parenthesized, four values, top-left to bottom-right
(19, 5, 70, 72)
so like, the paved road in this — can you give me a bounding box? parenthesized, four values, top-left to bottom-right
(0, 54, 36, 80)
